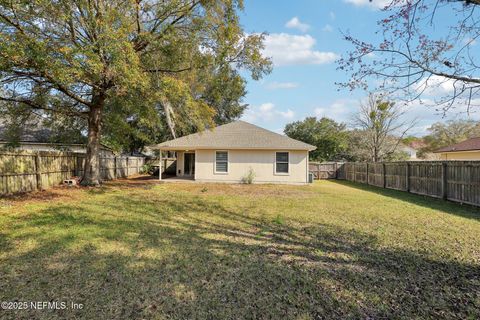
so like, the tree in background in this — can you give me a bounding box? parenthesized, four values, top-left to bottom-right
(419, 120, 480, 156)
(339, 0, 480, 113)
(352, 93, 415, 162)
(284, 117, 349, 161)
(0, 0, 271, 185)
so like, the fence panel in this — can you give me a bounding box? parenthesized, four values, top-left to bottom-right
(38, 152, 76, 190)
(309, 162, 336, 179)
(367, 163, 384, 187)
(446, 161, 480, 205)
(354, 163, 367, 183)
(0, 152, 37, 194)
(384, 162, 408, 191)
(409, 162, 443, 198)
(345, 163, 355, 181)
(0, 151, 145, 195)
(336, 163, 346, 180)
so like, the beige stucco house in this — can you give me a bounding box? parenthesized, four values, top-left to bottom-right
(151, 121, 316, 184)
(434, 137, 480, 160)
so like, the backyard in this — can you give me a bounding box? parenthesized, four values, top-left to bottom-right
(0, 177, 479, 319)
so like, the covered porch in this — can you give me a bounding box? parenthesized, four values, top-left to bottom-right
(157, 148, 197, 181)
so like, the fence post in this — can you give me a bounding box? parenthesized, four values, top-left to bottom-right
(137, 158, 139, 174)
(114, 156, 117, 179)
(442, 161, 448, 200)
(34, 153, 42, 191)
(353, 163, 356, 182)
(334, 162, 338, 179)
(72, 153, 77, 177)
(126, 157, 129, 177)
(406, 162, 411, 192)
(382, 163, 386, 188)
(366, 163, 369, 185)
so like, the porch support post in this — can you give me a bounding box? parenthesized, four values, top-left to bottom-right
(159, 150, 162, 181)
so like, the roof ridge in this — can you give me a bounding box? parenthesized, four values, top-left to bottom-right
(151, 120, 316, 151)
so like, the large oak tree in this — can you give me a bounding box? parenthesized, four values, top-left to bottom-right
(0, 0, 270, 185)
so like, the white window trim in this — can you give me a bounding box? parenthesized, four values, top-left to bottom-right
(214, 150, 229, 174)
(274, 151, 290, 175)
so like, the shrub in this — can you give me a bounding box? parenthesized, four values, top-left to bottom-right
(140, 163, 153, 174)
(241, 167, 256, 184)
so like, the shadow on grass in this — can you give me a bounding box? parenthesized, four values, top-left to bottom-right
(0, 189, 478, 319)
(330, 179, 480, 221)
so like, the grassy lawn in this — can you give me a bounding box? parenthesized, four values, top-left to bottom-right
(0, 177, 479, 319)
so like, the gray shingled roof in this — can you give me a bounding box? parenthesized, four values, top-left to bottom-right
(152, 121, 316, 151)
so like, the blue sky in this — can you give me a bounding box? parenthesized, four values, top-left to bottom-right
(238, 0, 480, 136)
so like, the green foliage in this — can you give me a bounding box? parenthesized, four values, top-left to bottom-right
(241, 167, 256, 184)
(0, 0, 272, 164)
(140, 163, 154, 175)
(284, 117, 349, 161)
(420, 120, 480, 155)
(202, 67, 248, 124)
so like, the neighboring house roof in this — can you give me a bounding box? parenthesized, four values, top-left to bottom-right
(409, 140, 427, 149)
(0, 119, 113, 151)
(434, 137, 480, 153)
(0, 125, 54, 143)
(152, 120, 316, 151)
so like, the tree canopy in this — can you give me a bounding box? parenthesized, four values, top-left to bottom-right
(352, 93, 414, 162)
(0, 0, 271, 184)
(284, 117, 349, 161)
(420, 119, 480, 155)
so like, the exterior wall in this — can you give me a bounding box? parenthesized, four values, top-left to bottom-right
(438, 151, 480, 160)
(195, 149, 308, 184)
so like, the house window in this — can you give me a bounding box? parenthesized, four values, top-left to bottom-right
(275, 152, 289, 174)
(215, 151, 228, 173)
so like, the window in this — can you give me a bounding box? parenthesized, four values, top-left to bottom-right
(275, 152, 289, 174)
(215, 151, 228, 173)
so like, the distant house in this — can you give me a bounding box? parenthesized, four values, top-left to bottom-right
(434, 137, 480, 160)
(399, 145, 418, 160)
(150, 121, 316, 184)
(0, 123, 114, 156)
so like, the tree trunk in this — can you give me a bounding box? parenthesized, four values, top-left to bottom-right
(81, 97, 104, 186)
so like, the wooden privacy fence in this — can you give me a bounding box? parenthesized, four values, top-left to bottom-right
(309, 162, 345, 180)
(344, 161, 480, 207)
(0, 151, 145, 195)
(145, 157, 177, 174)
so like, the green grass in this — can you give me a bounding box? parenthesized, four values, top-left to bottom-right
(0, 179, 479, 319)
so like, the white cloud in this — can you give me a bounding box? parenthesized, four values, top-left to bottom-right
(312, 96, 480, 136)
(322, 24, 334, 32)
(314, 99, 358, 121)
(266, 82, 299, 90)
(344, 0, 392, 9)
(285, 17, 310, 33)
(329, 11, 336, 20)
(263, 33, 339, 66)
(242, 103, 295, 123)
(415, 75, 457, 96)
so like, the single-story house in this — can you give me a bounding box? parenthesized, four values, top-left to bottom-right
(150, 120, 316, 184)
(399, 145, 418, 160)
(434, 137, 480, 160)
(0, 123, 114, 156)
